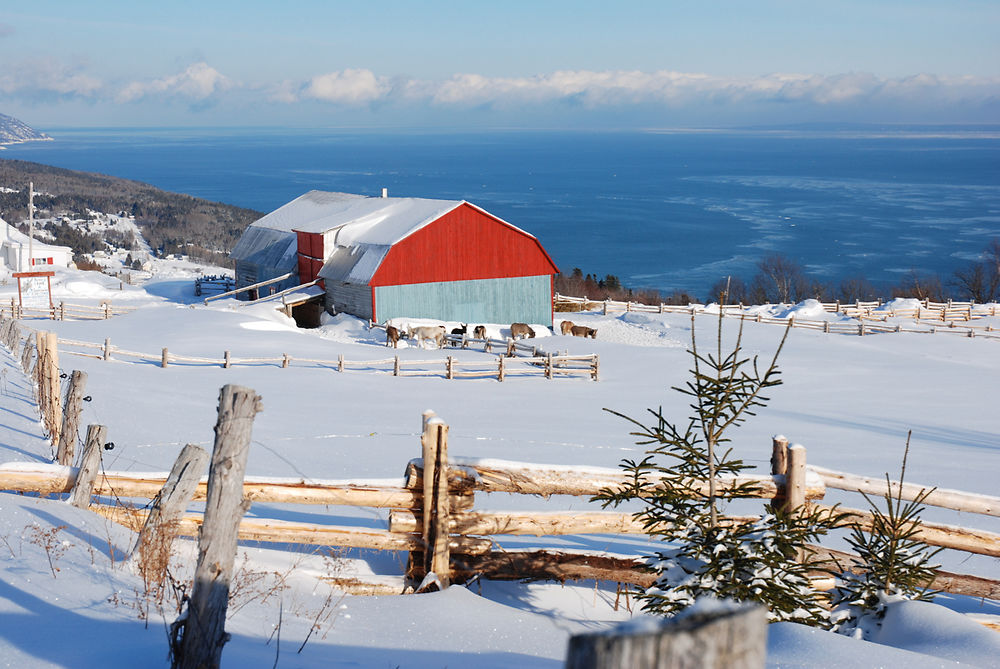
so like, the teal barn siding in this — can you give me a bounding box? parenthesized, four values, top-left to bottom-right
(374, 275, 552, 326)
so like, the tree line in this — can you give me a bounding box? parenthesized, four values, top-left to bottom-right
(556, 241, 1000, 306)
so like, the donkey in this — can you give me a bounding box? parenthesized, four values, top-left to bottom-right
(570, 325, 597, 338)
(559, 320, 574, 335)
(510, 323, 535, 339)
(472, 325, 487, 340)
(449, 323, 467, 347)
(385, 324, 401, 348)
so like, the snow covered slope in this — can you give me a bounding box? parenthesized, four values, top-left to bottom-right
(0, 261, 997, 667)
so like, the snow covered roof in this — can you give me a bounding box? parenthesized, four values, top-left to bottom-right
(230, 225, 298, 269)
(317, 243, 392, 284)
(233, 190, 547, 284)
(231, 191, 466, 271)
(251, 190, 465, 246)
(0, 217, 72, 254)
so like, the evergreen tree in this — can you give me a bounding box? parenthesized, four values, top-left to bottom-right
(831, 433, 942, 639)
(596, 307, 842, 626)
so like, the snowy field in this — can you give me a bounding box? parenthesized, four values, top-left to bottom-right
(0, 258, 997, 668)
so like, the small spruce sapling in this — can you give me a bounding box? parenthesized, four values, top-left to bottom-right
(596, 305, 841, 626)
(831, 431, 942, 639)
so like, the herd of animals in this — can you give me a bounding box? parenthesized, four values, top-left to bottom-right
(383, 320, 597, 349)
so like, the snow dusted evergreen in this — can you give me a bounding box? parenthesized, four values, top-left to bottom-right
(597, 309, 842, 626)
(831, 438, 942, 639)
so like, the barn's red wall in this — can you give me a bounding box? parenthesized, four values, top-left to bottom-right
(295, 231, 325, 283)
(297, 256, 324, 284)
(295, 231, 325, 259)
(370, 203, 558, 287)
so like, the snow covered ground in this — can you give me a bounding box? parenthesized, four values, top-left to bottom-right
(0, 258, 997, 668)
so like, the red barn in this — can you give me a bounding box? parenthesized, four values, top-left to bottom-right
(231, 191, 558, 326)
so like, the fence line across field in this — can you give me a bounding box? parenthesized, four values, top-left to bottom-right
(0, 299, 136, 321)
(1, 314, 996, 612)
(554, 293, 1000, 340)
(5, 321, 599, 382)
(0, 419, 997, 606)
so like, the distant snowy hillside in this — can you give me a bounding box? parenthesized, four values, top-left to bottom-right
(0, 113, 51, 146)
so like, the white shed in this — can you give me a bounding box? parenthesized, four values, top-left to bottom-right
(0, 217, 73, 272)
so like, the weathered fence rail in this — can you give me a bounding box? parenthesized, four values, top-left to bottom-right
(1, 419, 997, 605)
(193, 274, 234, 297)
(52, 333, 598, 381)
(0, 298, 135, 321)
(1, 317, 597, 382)
(554, 293, 1000, 340)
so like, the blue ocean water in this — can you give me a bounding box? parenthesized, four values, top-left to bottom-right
(4, 127, 999, 298)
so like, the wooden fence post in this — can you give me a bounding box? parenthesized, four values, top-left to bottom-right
(769, 435, 789, 513)
(171, 385, 262, 669)
(420, 416, 451, 590)
(545, 353, 552, 379)
(45, 332, 61, 447)
(281, 353, 289, 369)
(782, 444, 807, 514)
(394, 355, 400, 377)
(565, 604, 766, 669)
(498, 355, 505, 382)
(338, 354, 344, 372)
(446, 355, 454, 380)
(69, 424, 107, 508)
(161, 348, 169, 368)
(591, 354, 600, 381)
(56, 371, 87, 466)
(223, 350, 231, 369)
(34, 331, 45, 412)
(20, 337, 33, 373)
(127, 443, 210, 562)
(103, 337, 111, 361)
(770, 435, 789, 477)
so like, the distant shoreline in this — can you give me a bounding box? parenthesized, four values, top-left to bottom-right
(0, 137, 54, 149)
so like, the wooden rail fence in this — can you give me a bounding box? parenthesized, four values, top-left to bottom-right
(1, 313, 598, 383)
(49, 330, 598, 381)
(554, 294, 1000, 340)
(0, 298, 135, 321)
(0, 415, 996, 604)
(193, 274, 234, 297)
(0, 316, 995, 609)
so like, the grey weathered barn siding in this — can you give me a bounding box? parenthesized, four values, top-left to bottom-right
(230, 226, 299, 297)
(373, 275, 552, 324)
(326, 282, 373, 321)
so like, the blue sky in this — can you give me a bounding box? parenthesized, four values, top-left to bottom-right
(2, 0, 998, 128)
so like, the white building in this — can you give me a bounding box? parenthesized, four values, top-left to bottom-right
(0, 216, 73, 272)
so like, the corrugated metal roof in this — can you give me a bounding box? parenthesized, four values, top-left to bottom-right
(230, 226, 298, 268)
(316, 244, 391, 283)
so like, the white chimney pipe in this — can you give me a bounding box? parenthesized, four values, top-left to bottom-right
(381, 188, 388, 198)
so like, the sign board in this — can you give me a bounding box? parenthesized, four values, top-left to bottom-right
(12, 271, 54, 310)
